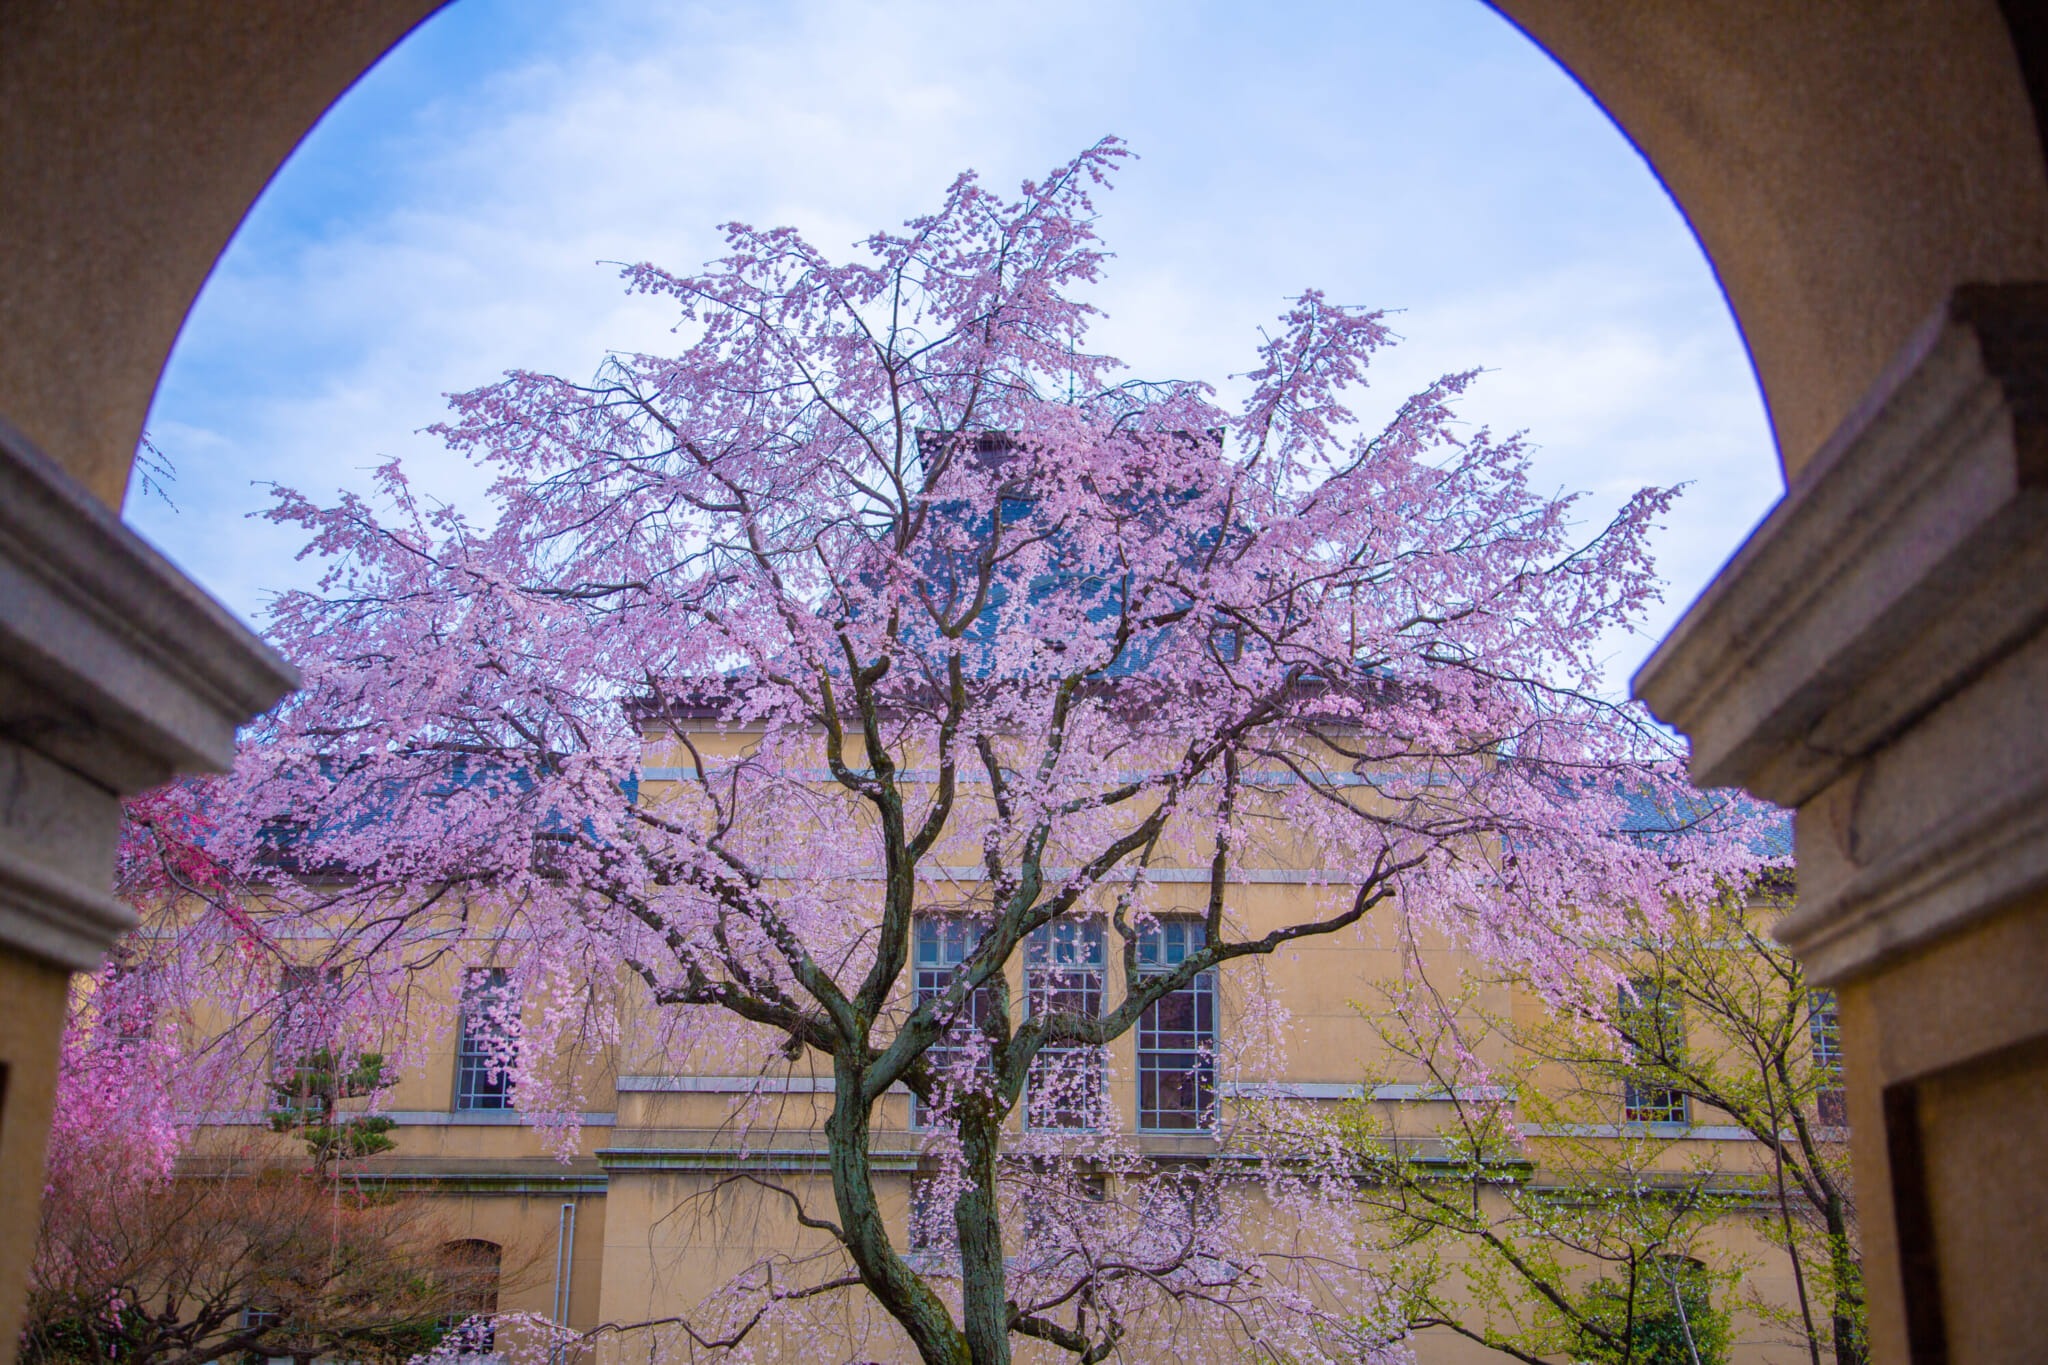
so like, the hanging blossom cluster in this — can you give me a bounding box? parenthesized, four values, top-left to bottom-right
(97, 138, 1780, 1365)
(47, 963, 185, 1195)
(48, 781, 236, 1194)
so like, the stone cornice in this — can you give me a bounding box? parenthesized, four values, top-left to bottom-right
(0, 417, 297, 793)
(0, 836, 139, 973)
(1779, 697, 2048, 985)
(0, 421, 297, 970)
(1634, 284, 2048, 809)
(1635, 284, 2048, 982)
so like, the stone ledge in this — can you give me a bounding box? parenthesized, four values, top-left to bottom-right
(1777, 638, 2048, 985)
(0, 416, 297, 793)
(350, 1173, 610, 1197)
(1634, 283, 2048, 809)
(0, 837, 137, 972)
(0, 421, 297, 971)
(1220, 1080, 1518, 1102)
(617, 1072, 907, 1095)
(1635, 284, 2048, 982)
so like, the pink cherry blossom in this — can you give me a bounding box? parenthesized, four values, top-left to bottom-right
(95, 138, 1780, 1365)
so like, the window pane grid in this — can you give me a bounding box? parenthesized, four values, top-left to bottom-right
(1026, 922, 1104, 1131)
(275, 963, 341, 1084)
(439, 1239, 502, 1354)
(1622, 1079, 1689, 1124)
(1618, 977, 1686, 1124)
(455, 968, 516, 1112)
(908, 1171, 954, 1252)
(1809, 988, 1847, 1128)
(1808, 989, 1843, 1073)
(1137, 921, 1215, 1133)
(911, 918, 996, 1128)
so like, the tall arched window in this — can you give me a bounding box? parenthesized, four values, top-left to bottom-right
(909, 916, 997, 1129)
(1024, 919, 1106, 1131)
(439, 1239, 502, 1355)
(454, 969, 517, 1111)
(1136, 920, 1217, 1132)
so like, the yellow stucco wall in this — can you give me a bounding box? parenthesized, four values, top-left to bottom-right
(0, 946, 71, 1362)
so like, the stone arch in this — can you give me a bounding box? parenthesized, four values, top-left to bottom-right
(4, 2, 2047, 506)
(5, 6, 2047, 1365)
(1494, 2, 2048, 475)
(439, 1237, 503, 1350)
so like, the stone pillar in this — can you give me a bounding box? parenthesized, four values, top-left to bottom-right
(1636, 283, 2048, 1365)
(0, 420, 296, 1360)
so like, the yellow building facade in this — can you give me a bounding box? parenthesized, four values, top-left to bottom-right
(194, 724, 1832, 1365)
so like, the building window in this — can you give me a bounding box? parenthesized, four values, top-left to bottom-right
(1809, 988, 1847, 1127)
(1622, 1076, 1690, 1126)
(1137, 920, 1216, 1133)
(439, 1239, 501, 1354)
(1618, 977, 1688, 1125)
(907, 1170, 956, 1253)
(1025, 920, 1105, 1130)
(275, 963, 341, 1082)
(1015, 1165, 1108, 1262)
(101, 955, 158, 1045)
(1134, 1173, 1223, 1261)
(1808, 989, 1843, 1071)
(911, 917, 997, 1128)
(455, 969, 517, 1111)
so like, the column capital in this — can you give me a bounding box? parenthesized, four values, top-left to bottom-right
(0, 420, 296, 970)
(1635, 283, 2048, 982)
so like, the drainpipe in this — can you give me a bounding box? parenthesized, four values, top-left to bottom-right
(551, 1202, 577, 1365)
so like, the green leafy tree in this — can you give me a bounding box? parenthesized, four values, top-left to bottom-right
(1318, 885, 1862, 1364)
(1588, 892, 1864, 1364)
(1575, 1259, 1731, 1365)
(1306, 971, 1744, 1365)
(265, 1049, 397, 1174)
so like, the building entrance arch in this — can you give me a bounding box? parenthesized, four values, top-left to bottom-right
(3, 4, 2045, 1361)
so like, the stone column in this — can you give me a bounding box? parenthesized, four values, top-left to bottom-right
(1636, 284, 2048, 1365)
(0, 420, 296, 1359)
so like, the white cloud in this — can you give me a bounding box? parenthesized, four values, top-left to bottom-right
(133, 0, 1779, 690)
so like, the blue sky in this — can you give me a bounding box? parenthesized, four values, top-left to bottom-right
(133, 0, 1779, 693)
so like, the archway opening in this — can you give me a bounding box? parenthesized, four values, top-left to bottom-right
(131, 0, 1775, 696)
